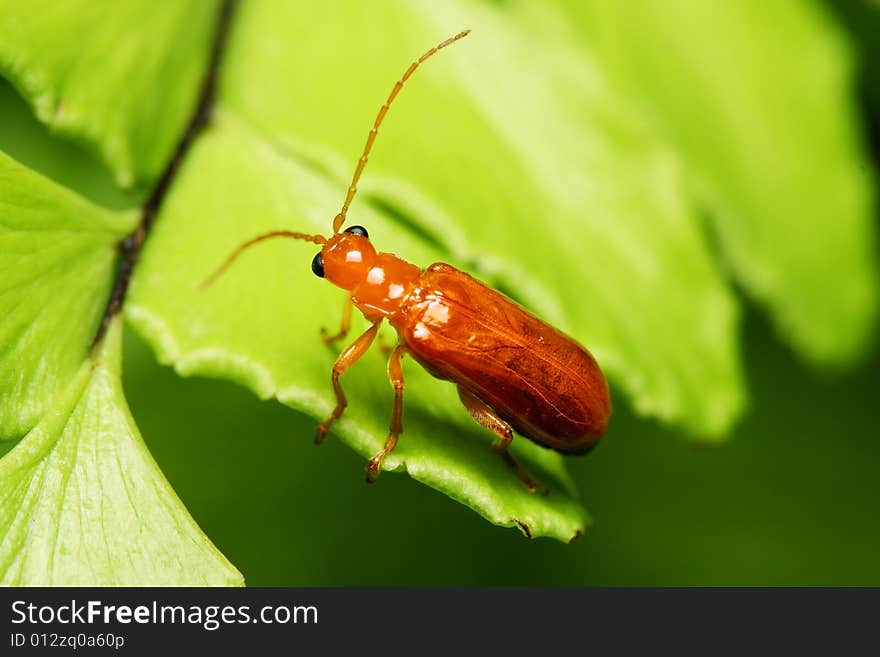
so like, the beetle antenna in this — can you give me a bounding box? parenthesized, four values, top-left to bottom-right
(201, 230, 327, 289)
(332, 29, 471, 234)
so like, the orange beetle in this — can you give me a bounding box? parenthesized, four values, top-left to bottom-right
(206, 31, 611, 492)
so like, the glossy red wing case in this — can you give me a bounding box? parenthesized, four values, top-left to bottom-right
(391, 263, 610, 453)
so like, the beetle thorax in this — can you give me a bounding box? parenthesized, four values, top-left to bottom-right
(352, 252, 421, 319)
(321, 233, 420, 320)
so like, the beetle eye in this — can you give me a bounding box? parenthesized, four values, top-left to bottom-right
(344, 225, 369, 238)
(311, 252, 325, 278)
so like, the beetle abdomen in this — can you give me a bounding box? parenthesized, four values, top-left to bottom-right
(392, 263, 610, 453)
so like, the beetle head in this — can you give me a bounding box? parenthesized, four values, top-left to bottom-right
(313, 226, 376, 291)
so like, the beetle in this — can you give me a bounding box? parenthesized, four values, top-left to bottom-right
(205, 30, 611, 492)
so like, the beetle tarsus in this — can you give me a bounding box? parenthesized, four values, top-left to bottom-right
(314, 424, 330, 445)
(365, 457, 382, 483)
(499, 448, 549, 496)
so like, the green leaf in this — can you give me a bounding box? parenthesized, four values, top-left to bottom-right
(0, 148, 136, 440)
(127, 0, 754, 539)
(0, 318, 242, 585)
(3, 0, 874, 555)
(0, 0, 222, 188)
(561, 0, 879, 365)
(128, 114, 586, 542)
(0, 79, 137, 210)
(218, 0, 746, 437)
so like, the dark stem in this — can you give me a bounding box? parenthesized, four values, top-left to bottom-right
(91, 0, 238, 348)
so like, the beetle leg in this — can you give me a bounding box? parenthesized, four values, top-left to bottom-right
(366, 343, 406, 483)
(457, 386, 548, 495)
(315, 321, 380, 444)
(320, 295, 353, 347)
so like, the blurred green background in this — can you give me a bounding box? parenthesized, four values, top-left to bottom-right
(1, 0, 878, 584)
